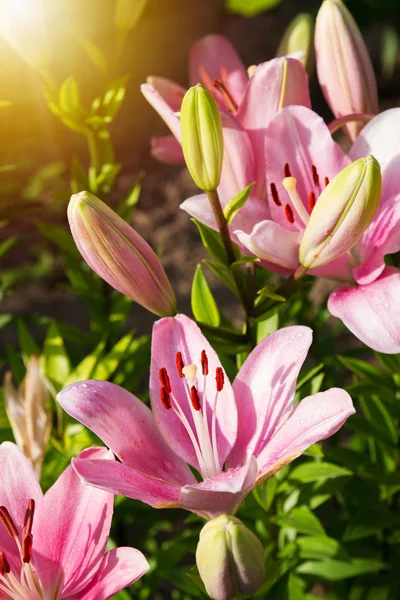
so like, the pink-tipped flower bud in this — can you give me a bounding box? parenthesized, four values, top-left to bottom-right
(315, 0, 378, 140)
(277, 13, 314, 75)
(196, 515, 265, 600)
(299, 154, 381, 270)
(68, 192, 177, 317)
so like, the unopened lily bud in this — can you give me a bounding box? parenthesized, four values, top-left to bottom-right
(180, 84, 224, 192)
(114, 0, 149, 33)
(277, 13, 314, 74)
(299, 155, 381, 269)
(4, 356, 51, 479)
(315, 0, 378, 140)
(68, 192, 177, 317)
(196, 515, 265, 600)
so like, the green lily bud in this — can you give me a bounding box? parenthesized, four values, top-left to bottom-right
(115, 0, 149, 33)
(196, 515, 265, 600)
(277, 13, 314, 74)
(299, 154, 381, 269)
(180, 84, 224, 192)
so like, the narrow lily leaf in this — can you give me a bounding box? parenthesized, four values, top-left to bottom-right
(223, 182, 254, 224)
(297, 536, 345, 560)
(79, 39, 108, 72)
(116, 172, 144, 222)
(43, 321, 71, 391)
(58, 76, 82, 116)
(192, 219, 228, 267)
(91, 333, 134, 380)
(191, 265, 220, 327)
(0, 236, 21, 258)
(297, 558, 385, 580)
(257, 286, 286, 302)
(203, 260, 239, 297)
(276, 507, 326, 537)
(17, 320, 39, 362)
(64, 340, 106, 386)
(35, 221, 81, 260)
(231, 255, 259, 267)
(289, 462, 352, 483)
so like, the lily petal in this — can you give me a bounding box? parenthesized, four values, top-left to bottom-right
(237, 57, 311, 197)
(350, 107, 400, 199)
(328, 266, 400, 353)
(76, 548, 149, 600)
(180, 457, 258, 519)
(264, 105, 350, 228)
(57, 381, 195, 486)
(33, 447, 114, 598)
(151, 315, 238, 472)
(0, 442, 42, 570)
(235, 220, 301, 270)
(354, 194, 400, 284)
(309, 254, 353, 282)
(180, 193, 217, 230)
(189, 34, 248, 106)
(146, 76, 186, 111)
(219, 111, 257, 198)
(227, 326, 313, 469)
(141, 83, 181, 140)
(256, 389, 355, 482)
(72, 457, 181, 509)
(151, 135, 185, 165)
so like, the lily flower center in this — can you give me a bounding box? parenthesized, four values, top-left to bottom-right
(198, 65, 238, 113)
(0, 499, 43, 600)
(270, 163, 330, 231)
(159, 350, 225, 480)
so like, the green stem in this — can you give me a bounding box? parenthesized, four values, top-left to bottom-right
(206, 190, 252, 316)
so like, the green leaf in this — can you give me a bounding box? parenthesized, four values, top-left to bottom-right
(64, 340, 106, 386)
(0, 236, 21, 258)
(296, 558, 385, 580)
(223, 182, 254, 224)
(91, 333, 134, 380)
(203, 260, 238, 297)
(191, 265, 220, 327)
(17, 320, 39, 361)
(225, 0, 283, 17)
(289, 462, 352, 483)
(35, 221, 81, 260)
(58, 76, 83, 116)
(115, 172, 143, 221)
(43, 321, 71, 391)
(257, 285, 286, 302)
(297, 536, 345, 560)
(192, 219, 228, 267)
(338, 355, 392, 390)
(80, 39, 108, 72)
(276, 507, 326, 537)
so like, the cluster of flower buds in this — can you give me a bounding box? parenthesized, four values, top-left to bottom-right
(196, 515, 265, 600)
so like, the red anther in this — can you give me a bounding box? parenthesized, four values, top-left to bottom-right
(312, 165, 320, 188)
(201, 350, 209, 376)
(308, 191, 316, 212)
(284, 163, 291, 178)
(160, 387, 171, 410)
(176, 352, 184, 378)
(0, 552, 10, 575)
(23, 499, 35, 539)
(216, 367, 224, 392)
(190, 386, 201, 411)
(22, 533, 33, 564)
(324, 176, 330, 187)
(158, 367, 171, 393)
(213, 78, 238, 113)
(270, 183, 282, 206)
(0, 506, 18, 538)
(284, 204, 295, 224)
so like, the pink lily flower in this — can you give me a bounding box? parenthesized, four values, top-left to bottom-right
(225, 105, 400, 353)
(57, 315, 354, 520)
(0, 442, 149, 599)
(141, 34, 311, 200)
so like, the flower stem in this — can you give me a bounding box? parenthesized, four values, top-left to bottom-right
(206, 190, 252, 315)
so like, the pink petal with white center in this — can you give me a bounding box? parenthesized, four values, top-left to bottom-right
(57, 381, 195, 486)
(150, 315, 238, 473)
(328, 267, 400, 353)
(76, 548, 149, 600)
(180, 192, 218, 230)
(354, 194, 400, 285)
(264, 106, 350, 229)
(227, 326, 313, 469)
(189, 34, 248, 106)
(350, 108, 400, 200)
(141, 83, 181, 140)
(219, 111, 257, 199)
(33, 447, 114, 598)
(237, 58, 311, 197)
(256, 389, 355, 482)
(0, 442, 42, 571)
(151, 135, 185, 165)
(235, 220, 301, 270)
(180, 457, 258, 519)
(72, 456, 181, 508)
